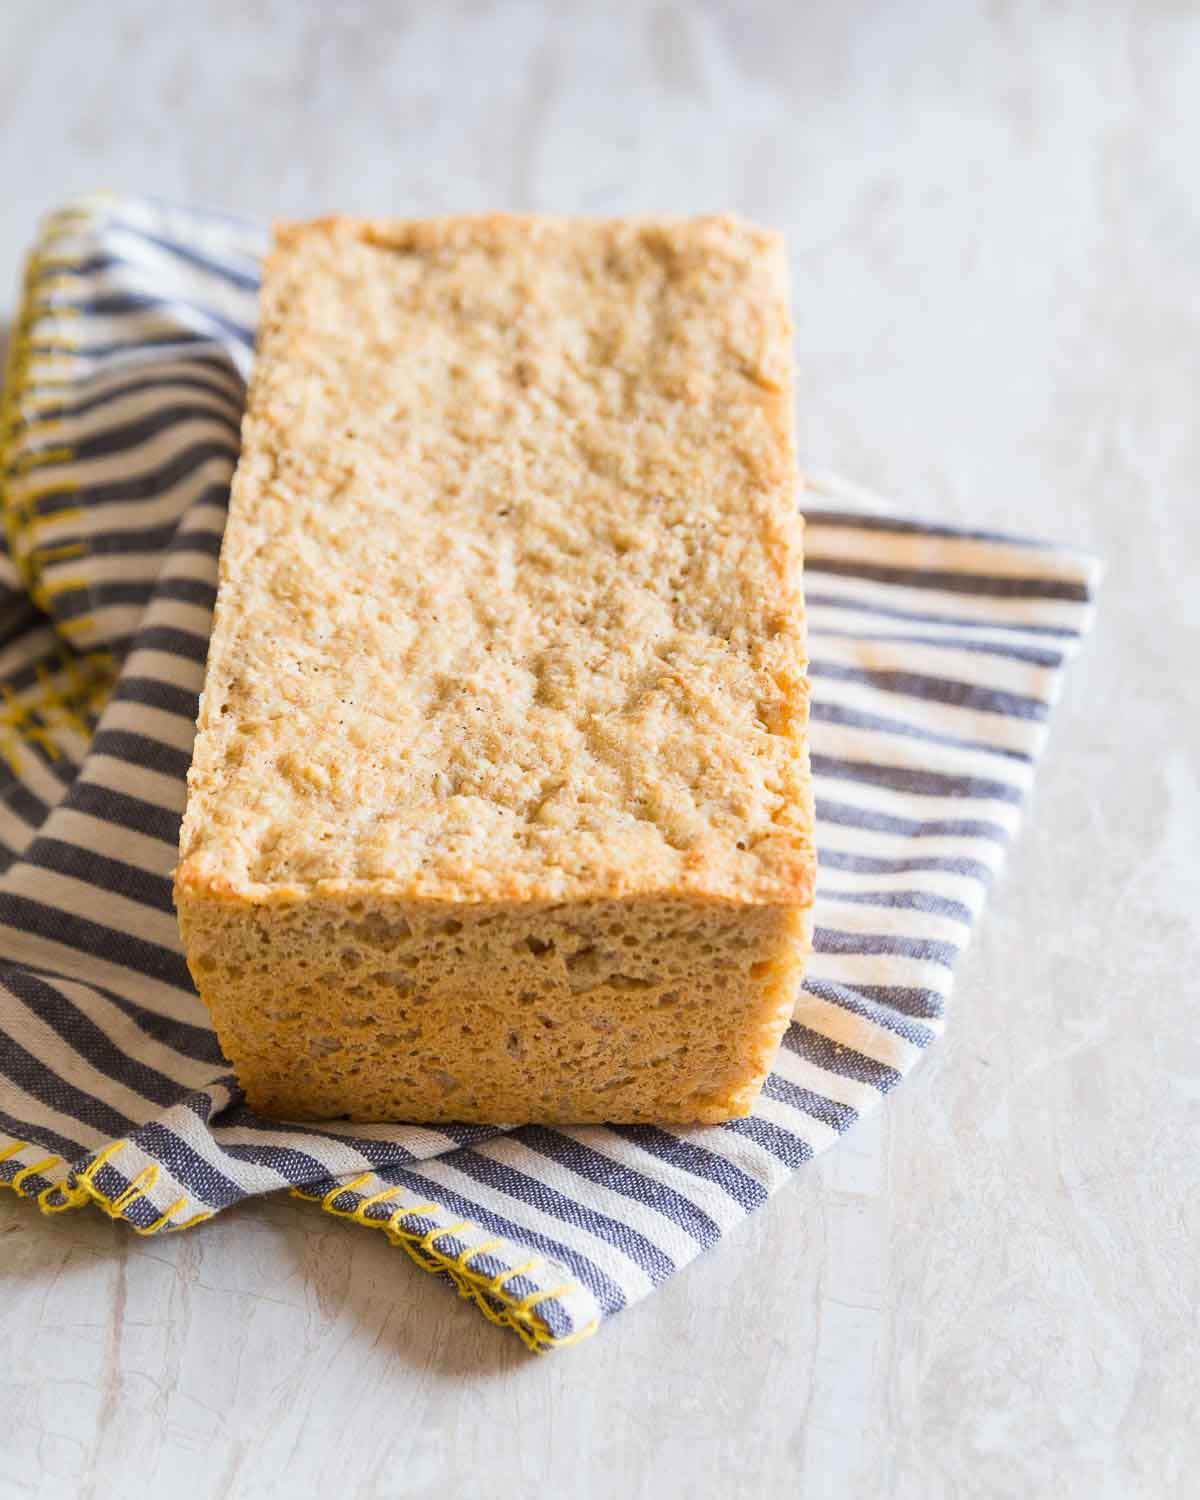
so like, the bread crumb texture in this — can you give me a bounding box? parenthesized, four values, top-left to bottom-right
(176, 214, 816, 1123)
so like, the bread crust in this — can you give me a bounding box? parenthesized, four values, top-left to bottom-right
(175, 213, 815, 1123)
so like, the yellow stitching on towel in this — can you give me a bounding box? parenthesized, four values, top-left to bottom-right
(132, 1196, 189, 1235)
(0, 645, 115, 773)
(0, 684, 58, 762)
(18, 394, 73, 417)
(514, 1283, 575, 1314)
(37, 573, 89, 599)
(10, 1156, 62, 1193)
(1, 683, 63, 761)
(22, 361, 78, 385)
(288, 1182, 595, 1353)
(0, 226, 90, 621)
(26, 333, 80, 356)
(320, 1172, 373, 1213)
(30, 273, 80, 295)
(76, 1139, 128, 1180)
(11, 445, 75, 475)
(109, 1162, 159, 1215)
(38, 1181, 85, 1214)
(28, 302, 80, 320)
(9, 415, 67, 443)
(4, 1126, 596, 1349)
(354, 1184, 407, 1214)
(60, 647, 117, 725)
(457, 1237, 503, 1269)
(164, 1210, 214, 1232)
(28, 1138, 212, 1233)
(12, 482, 72, 513)
(1, 1144, 74, 1202)
(35, 506, 85, 530)
(488, 1257, 540, 1292)
(41, 204, 103, 233)
(420, 1219, 471, 1254)
(36, 661, 94, 740)
(31, 541, 86, 564)
(1, 1137, 212, 1236)
(30, 256, 83, 275)
(385, 1200, 440, 1229)
(0, 252, 49, 591)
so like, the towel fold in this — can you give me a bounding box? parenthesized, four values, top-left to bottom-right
(0, 195, 1099, 1350)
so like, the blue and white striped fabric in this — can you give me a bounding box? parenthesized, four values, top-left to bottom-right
(0, 195, 1099, 1351)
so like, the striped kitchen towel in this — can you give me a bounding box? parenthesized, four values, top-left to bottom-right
(0, 194, 1099, 1352)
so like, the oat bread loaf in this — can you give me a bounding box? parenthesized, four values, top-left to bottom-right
(175, 214, 816, 1124)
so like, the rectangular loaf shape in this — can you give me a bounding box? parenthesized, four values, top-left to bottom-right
(175, 214, 816, 1124)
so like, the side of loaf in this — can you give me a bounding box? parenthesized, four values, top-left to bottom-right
(175, 213, 816, 1124)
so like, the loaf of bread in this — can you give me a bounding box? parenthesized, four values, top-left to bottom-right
(175, 214, 816, 1124)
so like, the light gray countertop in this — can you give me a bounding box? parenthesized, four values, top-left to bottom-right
(1, 3, 1196, 1496)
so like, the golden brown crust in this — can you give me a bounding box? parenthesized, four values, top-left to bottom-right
(174, 213, 815, 1122)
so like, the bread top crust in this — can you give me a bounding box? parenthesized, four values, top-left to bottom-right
(177, 214, 815, 906)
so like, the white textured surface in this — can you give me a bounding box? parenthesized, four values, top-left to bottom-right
(0, 2, 1196, 1497)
